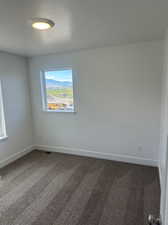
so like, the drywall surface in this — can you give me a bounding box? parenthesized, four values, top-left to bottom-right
(29, 41, 163, 165)
(0, 52, 33, 163)
(159, 31, 168, 225)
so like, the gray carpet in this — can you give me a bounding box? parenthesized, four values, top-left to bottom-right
(0, 150, 160, 225)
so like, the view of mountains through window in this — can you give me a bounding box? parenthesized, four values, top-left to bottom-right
(44, 69, 74, 111)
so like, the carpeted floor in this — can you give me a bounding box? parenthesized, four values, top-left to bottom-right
(0, 150, 160, 225)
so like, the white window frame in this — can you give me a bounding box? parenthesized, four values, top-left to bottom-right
(40, 68, 76, 113)
(0, 80, 7, 141)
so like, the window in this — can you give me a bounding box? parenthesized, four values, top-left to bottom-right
(0, 81, 7, 140)
(41, 69, 75, 112)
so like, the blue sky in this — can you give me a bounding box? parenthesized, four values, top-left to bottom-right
(45, 70, 72, 82)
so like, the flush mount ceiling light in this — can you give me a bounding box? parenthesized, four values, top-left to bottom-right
(31, 18, 55, 30)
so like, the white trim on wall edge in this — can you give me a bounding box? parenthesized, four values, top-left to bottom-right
(158, 162, 163, 189)
(35, 145, 158, 167)
(0, 145, 34, 169)
(158, 161, 163, 224)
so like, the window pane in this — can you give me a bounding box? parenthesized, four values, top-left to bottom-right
(44, 69, 74, 112)
(0, 81, 6, 138)
(0, 105, 3, 137)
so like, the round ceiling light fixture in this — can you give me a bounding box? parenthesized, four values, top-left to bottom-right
(31, 18, 55, 30)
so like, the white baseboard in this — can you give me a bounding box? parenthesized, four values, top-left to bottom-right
(0, 145, 34, 169)
(0, 144, 158, 169)
(35, 144, 158, 167)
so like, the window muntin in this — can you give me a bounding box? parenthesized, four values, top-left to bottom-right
(0, 81, 7, 139)
(41, 69, 75, 112)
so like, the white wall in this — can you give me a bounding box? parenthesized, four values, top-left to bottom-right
(29, 41, 163, 165)
(0, 52, 33, 165)
(159, 30, 168, 225)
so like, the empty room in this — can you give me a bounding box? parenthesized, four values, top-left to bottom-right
(1, 0, 168, 225)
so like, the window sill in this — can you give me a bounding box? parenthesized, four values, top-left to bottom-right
(42, 109, 76, 113)
(0, 136, 8, 142)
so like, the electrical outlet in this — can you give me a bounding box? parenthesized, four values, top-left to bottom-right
(138, 145, 143, 152)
